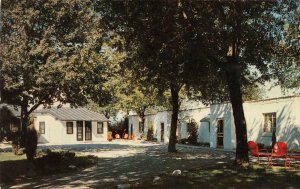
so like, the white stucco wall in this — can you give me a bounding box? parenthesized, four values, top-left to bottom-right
(128, 96, 300, 150)
(128, 115, 141, 139)
(210, 96, 300, 150)
(178, 107, 210, 143)
(244, 96, 300, 149)
(153, 111, 171, 143)
(210, 103, 235, 150)
(129, 107, 210, 144)
(198, 122, 210, 143)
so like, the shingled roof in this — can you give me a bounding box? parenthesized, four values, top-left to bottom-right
(35, 107, 108, 122)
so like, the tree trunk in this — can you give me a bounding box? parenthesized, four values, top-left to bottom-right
(20, 101, 38, 161)
(26, 117, 38, 161)
(137, 106, 146, 133)
(168, 83, 180, 152)
(20, 103, 29, 149)
(141, 115, 145, 133)
(225, 58, 249, 165)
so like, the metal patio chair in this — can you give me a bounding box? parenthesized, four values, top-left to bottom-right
(248, 141, 271, 165)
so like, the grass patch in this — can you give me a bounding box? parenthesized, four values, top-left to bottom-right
(0, 152, 26, 162)
(0, 150, 98, 184)
(133, 164, 300, 189)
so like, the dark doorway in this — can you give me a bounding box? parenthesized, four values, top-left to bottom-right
(131, 124, 133, 138)
(85, 121, 92, 141)
(161, 123, 164, 142)
(77, 121, 83, 141)
(217, 119, 224, 148)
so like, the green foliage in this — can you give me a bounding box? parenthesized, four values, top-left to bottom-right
(147, 122, 154, 141)
(86, 99, 117, 119)
(39, 150, 76, 167)
(187, 120, 199, 145)
(178, 138, 188, 144)
(42, 150, 65, 165)
(272, 2, 300, 89)
(108, 118, 127, 136)
(1, 0, 123, 108)
(0, 0, 124, 158)
(104, 1, 288, 153)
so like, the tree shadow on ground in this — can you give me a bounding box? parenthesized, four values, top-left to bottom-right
(2, 144, 299, 189)
(138, 164, 300, 189)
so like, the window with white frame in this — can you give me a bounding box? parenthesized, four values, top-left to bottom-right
(39, 122, 45, 134)
(66, 122, 73, 134)
(97, 122, 103, 134)
(263, 113, 276, 133)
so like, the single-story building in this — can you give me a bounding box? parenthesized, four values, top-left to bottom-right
(128, 107, 211, 143)
(129, 95, 300, 150)
(33, 107, 109, 144)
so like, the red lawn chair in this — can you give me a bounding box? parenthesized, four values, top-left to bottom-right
(269, 141, 289, 167)
(248, 141, 271, 164)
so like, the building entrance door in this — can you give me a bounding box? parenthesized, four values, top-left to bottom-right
(77, 121, 83, 141)
(85, 121, 92, 141)
(161, 123, 164, 142)
(217, 119, 224, 148)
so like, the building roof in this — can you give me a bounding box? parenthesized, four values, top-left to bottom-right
(211, 94, 300, 105)
(0, 103, 21, 117)
(35, 107, 109, 122)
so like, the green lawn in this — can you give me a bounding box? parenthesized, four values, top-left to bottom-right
(0, 151, 97, 184)
(133, 164, 300, 189)
(0, 152, 27, 162)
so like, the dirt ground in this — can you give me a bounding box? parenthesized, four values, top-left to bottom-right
(3, 141, 235, 189)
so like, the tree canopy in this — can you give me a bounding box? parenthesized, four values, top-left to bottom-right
(0, 0, 124, 159)
(102, 1, 297, 161)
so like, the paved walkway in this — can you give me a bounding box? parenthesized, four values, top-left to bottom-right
(4, 142, 235, 189)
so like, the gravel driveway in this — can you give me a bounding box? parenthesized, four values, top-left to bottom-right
(6, 141, 235, 189)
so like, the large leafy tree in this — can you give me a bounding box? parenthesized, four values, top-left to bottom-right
(106, 1, 269, 155)
(105, 1, 287, 163)
(179, 1, 294, 164)
(0, 0, 122, 160)
(104, 1, 216, 152)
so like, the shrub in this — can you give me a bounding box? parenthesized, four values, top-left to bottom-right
(178, 138, 188, 144)
(43, 150, 63, 165)
(42, 150, 75, 166)
(187, 120, 198, 145)
(197, 142, 210, 147)
(147, 123, 154, 141)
